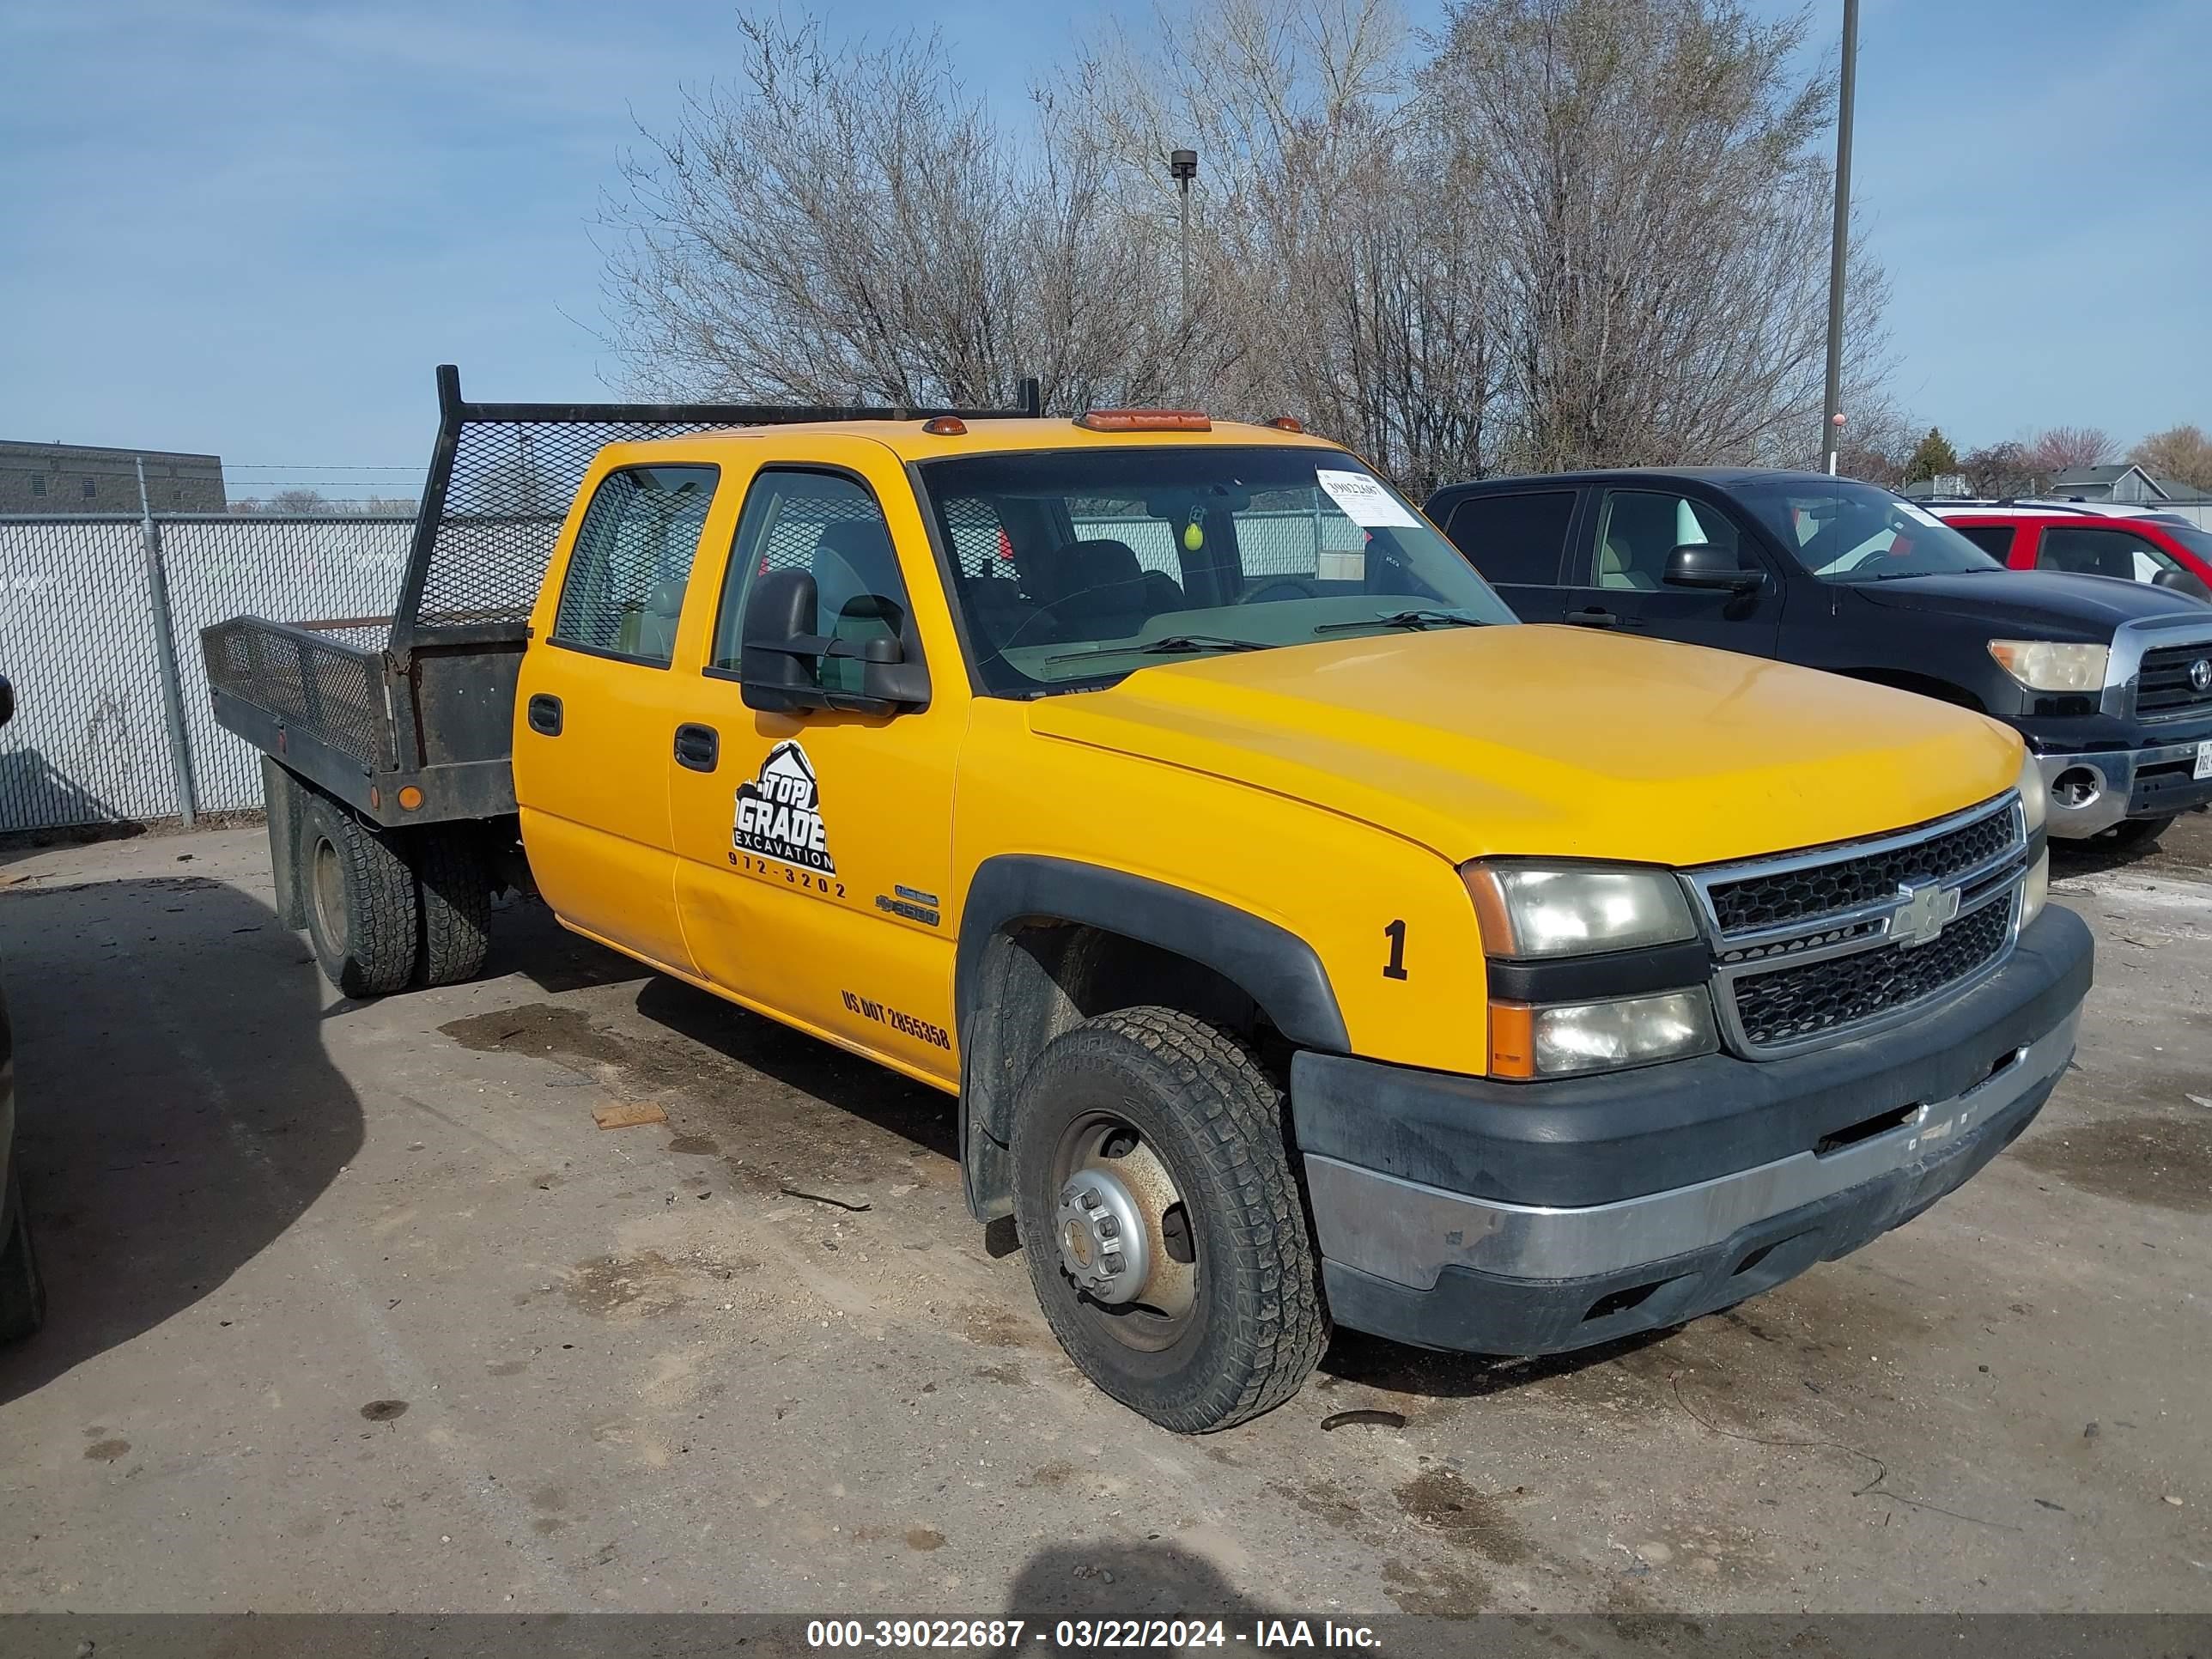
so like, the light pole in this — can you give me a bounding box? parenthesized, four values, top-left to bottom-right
(1820, 0, 1859, 477)
(1170, 149, 1198, 333)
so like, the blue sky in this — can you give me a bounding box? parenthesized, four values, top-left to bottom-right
(2, 0, 2206, 498)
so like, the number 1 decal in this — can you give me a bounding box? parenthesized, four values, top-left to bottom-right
(1382, 918, 1408, 981)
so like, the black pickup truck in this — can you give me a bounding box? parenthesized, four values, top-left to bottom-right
(1429, 469, 2212, 849)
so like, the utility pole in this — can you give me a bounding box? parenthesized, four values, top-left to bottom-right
(1820, 0, 1859, 477)
(1170, 149, 1198, 334)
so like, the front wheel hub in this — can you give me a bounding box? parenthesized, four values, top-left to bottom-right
(1054, 1167, 1151, 1306)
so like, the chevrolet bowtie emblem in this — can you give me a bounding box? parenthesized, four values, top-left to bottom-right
(1891, 878, 1962, 949)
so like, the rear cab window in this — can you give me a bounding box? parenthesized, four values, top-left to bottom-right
(1950, 523, 2018, 561)
(550, 464, 720, 665)
(2036, 524, 2187, 584)
(1442, 491, 1577, 587)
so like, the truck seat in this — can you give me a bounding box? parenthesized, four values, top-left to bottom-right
(1020, 538, 1163, 642)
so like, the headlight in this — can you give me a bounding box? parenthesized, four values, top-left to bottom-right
(2014, 747, 2046, 836)
(1462, 861, 1698, 958)
(1987, 640, 2109, 693)
(1491, 990, 1717, 1079)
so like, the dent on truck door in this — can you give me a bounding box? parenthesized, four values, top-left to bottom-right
(513, 462, 718, 973)
(666, 460, 965, 1087)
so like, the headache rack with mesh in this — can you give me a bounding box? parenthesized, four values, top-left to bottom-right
(202, 364, 1041, 825)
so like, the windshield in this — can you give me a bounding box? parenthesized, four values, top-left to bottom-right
(1736, 478, 2003, 582)
(915, 445, 1515, 695)
(2160, 521, 2212, 567)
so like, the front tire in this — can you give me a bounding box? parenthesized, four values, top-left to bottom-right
(1010, 1008, 1328, 1432)
(0, 1170, 45, 1343)
(301, 795, 420, 997)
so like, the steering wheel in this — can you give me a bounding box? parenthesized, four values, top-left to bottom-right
(1240, 579, 1324, 605)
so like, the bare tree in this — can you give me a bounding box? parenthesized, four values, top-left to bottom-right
(2026, 425, 2117, 475)
(601, 15, 1188, 411)
(603, 0, 1897, 493)
(2131, 422, 2212, 492)
(1426, 0, 1890, 473)
(1960, 441, 2043, 500)
(1832, 396, 1917, 487)
(268, 488, 332, 516)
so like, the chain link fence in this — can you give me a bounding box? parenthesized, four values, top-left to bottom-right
(0, 514, 407, 832)
(0, 498, 1370, 836)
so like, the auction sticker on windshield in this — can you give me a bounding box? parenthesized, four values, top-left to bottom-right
(1316, 468, 1419, 529)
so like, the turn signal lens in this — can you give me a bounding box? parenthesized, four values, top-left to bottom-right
(1075, 409, 1212, 432)
(1488, 1002, 1535, 1079)
(398, 785, 425, 811)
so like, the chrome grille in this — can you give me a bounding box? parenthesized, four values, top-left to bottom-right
(1730, 901, 2012, 1049)
(1705, 807, 2017, 933)
(2136, 643, 2212, 720)
(1687, 795, 2030, 1059)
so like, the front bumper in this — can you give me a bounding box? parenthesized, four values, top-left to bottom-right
(1291, 905, 2093, 1356)
(2033, 738, 2212, 836)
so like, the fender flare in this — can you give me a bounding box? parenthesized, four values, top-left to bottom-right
(954, 855, 1349, 1218)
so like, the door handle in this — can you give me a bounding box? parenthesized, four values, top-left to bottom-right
(674, 722, 720, 772)
(526, 693, 563, 735)
(1566, 607, 1621, 629)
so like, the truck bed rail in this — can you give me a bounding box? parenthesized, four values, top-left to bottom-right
(204, 365, 1042, 824)
(392, 367, 1044, 659)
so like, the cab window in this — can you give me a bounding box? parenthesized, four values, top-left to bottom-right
(2037, 525, 2184, 584)
(1952, 523, 2017, 560)
(1443, 491, 1575, 586)
(710, 469, 913, 694)
(550, 465, 719, 665)
(1587, 490, 1741, 589)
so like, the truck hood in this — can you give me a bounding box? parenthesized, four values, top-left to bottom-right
(1027, 626, 2021, 867)
(1855, 568, 2203, 640)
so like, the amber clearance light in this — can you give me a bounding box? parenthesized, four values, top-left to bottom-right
(1074, 409, 1212, 433)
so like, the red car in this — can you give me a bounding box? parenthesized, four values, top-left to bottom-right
(1929, 501, 2212, 602)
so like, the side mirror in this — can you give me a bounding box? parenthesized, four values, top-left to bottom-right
(2152, 567, 2212, 605)
(738, 568, 929, 715)
(1664, 544, 1762, 592)
(0, 675, 12, 728)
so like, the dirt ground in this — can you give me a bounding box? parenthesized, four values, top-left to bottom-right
(0, 814, 2208, 1616)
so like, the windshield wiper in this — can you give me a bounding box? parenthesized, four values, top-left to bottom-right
(1045, 633, 1270, 665)
(1314, 608, 1487, 634)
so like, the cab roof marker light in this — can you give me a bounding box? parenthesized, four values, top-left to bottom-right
(1074, 410, 1212, 433)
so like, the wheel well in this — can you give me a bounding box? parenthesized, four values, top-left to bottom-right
(960, 920, 1280, 1221)
(1839, 668, 1984, 712)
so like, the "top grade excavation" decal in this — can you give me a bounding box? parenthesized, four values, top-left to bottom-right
(732, 739, 836, 874)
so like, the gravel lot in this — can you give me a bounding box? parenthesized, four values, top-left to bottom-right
(1, 816, 2207, 1615)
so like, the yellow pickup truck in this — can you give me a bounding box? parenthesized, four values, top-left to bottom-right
(206, 369, 2093, 1431)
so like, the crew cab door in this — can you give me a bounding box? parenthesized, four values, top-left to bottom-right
(514, 459, 725, 973)
(666, 446, 967, 1087)
(1558, 486, 1784, 656)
